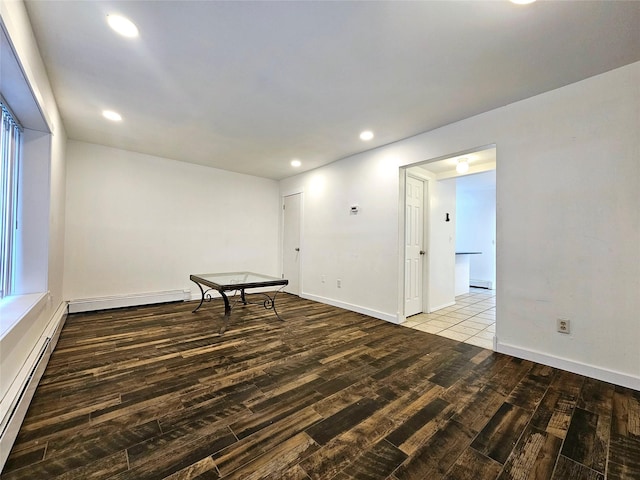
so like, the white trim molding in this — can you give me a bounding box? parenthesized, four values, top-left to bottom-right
(301, 292, 399, 324)
(497, 341, 640, 391)
(429, 301, 456, 313)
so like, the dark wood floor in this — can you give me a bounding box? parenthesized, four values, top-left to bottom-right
(3, 294, 640, 479)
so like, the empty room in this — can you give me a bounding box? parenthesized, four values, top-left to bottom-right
(1, 1, 639, 479)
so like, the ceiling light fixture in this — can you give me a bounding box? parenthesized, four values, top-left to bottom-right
(102, 110, 122, 122)
(107, 14, 139, 38)
(290, 159, 301, 167)
(359, 131, 374, 141)
(456, 158, 469, 174)
(509, 0, 536, 4)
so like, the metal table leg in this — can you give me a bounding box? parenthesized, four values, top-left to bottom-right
(192, 280, 205, 313)
(192, 281, 285, 334)
(271, 287, 285, 322)
(219, 290, 231, 335)
(240, 286, 286, 321)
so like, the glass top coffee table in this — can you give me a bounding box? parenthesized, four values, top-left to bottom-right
(190, 272, 289, 334)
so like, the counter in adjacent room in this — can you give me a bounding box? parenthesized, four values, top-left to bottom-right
(455, 252, 482, 296)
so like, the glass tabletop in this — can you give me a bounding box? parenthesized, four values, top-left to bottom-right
(191, 272, 287, 289)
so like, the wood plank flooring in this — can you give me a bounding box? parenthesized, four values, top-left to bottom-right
(3, 294, 640, 479)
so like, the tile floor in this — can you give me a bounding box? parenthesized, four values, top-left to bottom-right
(402, 287, 496, 349)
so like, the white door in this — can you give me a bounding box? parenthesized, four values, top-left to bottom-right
(282, 193, 301, 295)
(405, 175, 425, 316)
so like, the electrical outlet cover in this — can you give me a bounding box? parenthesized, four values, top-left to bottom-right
(557, 318, 570, 334)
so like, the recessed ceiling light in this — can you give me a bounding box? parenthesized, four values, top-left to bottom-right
(102, 110, 122, 122)
(360, 131, 374, 141)
(290, 159, 301, 167)
(107, 14, 139, 38)
(509, 0, 536, 4)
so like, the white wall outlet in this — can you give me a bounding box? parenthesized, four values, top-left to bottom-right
(557, 318, 570, 334)
(337, 279, 342, 288)
(321, 275, 326, 283)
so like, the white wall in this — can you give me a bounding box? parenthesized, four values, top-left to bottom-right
(282, 151, 401, 321)
(456, 177, 496, 289)
(64, 141, 280, 301)
(427, 177, 456, 311)
(281, 61, 640, 389)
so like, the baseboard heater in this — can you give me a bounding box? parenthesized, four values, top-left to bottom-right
(470, 279, 493, 290)
(68, 289, 191, 313)
(0, 338, 50, 468)
(0, 301, 67, 470)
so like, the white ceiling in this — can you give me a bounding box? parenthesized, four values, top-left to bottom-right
(21, 1, 640, 180)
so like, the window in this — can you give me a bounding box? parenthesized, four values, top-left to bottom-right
(0, 103, 22, 299)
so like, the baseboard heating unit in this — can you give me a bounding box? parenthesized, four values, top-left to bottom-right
(68, 289, 191, 313)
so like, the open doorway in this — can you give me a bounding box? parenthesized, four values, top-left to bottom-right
(400, 145, 496, 350)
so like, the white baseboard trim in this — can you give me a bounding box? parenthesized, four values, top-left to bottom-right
(0, 301, 67, 470)
(68, 289, 191, 313)
(497, 341, 640, 391)
(301, 293, 399, 324)
(429, 301, 456, 313)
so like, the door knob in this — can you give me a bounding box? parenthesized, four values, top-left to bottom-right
(419, 250, 425, 255)
(295, 248, 300, 252)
